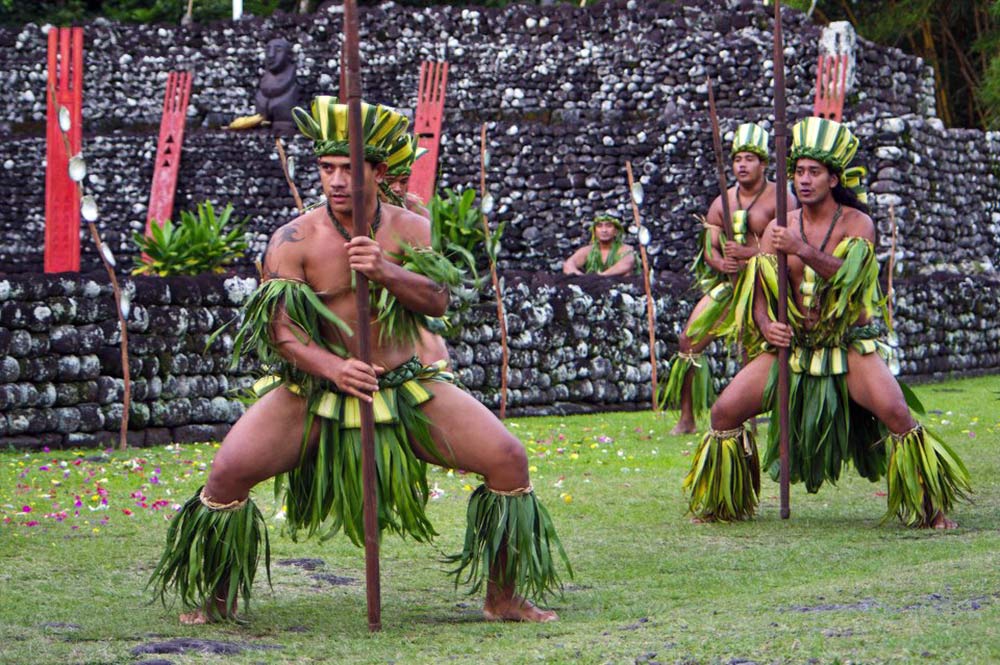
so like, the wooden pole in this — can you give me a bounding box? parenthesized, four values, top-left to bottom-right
(625, 161, 659, 412)
(275, 138, 305, 214)
(887, 204, 898, 328)
(773, 0, 792, 520)
(479, 124, 509, 419)
(706, 76, 735, 242)
(342, 0, 381, 632)
(87, 222, 131, 451)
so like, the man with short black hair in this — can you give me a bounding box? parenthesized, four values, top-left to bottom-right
(562, 214, 636, 276)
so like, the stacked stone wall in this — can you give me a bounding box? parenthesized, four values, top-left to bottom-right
(4, 0, 992, 277)
(2, 114, 998, 281)
(0, 273, 255, 449)
(2, 271, 996, 450)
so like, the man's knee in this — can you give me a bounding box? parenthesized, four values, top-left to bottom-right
(882, 399, 916, 434)
(710, 399, 740, 431)
(204, 449, 256, 500)
(678, 333, 693, 353)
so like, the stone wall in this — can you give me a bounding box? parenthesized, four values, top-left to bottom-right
(2, 270, 997, 450)
(4, 0, 996, 278)
(0, 273, 255, 449)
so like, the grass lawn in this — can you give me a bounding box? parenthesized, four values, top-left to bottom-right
(1, 375, 998, 665)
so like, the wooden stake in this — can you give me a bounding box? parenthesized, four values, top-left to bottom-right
(887, 204, 898, 328)
(625, 160, 659, 412)
(773, 0, 792, 520)
(275, 138, 304, 214)
(706, 75, 735, 242)
(87, 222, 131, 451)
(479, 124, 509, 419)
(342, 0, 381, 632)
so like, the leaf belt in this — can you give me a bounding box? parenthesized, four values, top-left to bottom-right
(253, 358, 454, 428)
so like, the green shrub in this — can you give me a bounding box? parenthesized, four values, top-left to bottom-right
(132, 202, 249, 276)
(428, 187, 504, 274)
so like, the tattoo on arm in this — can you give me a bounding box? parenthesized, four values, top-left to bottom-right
(275, 224, 305, 247)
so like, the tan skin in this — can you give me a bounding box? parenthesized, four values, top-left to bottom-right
(385, 173, 431, 220)
(181, 155, 557, 623)
(379, 172, 449, 367)
(704, 157, 955, 529)
(670, 152, 790, 434)
(562, 221, 636, 276)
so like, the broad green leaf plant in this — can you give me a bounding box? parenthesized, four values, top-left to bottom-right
(132, 201, 249, 276)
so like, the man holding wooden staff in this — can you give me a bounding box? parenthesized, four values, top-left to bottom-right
(149, 95, 569, 624)
(662, 123, 788, 434)
(682, 117, 971, 527)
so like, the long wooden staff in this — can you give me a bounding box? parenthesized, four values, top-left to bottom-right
(773, 0, 792, 520)
(706, 76, 734, 242)
(887, 204, 898, 328)
(342, 0, 382, 632)
(275, 138, 304, 214)
(625, 160, 658, 411)
(479, 124, 509, 418)
(87, 222, 131, 451)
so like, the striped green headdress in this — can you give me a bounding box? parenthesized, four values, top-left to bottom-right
(385, 133, 428, 177)
(731, 122, 769, 161)
(789, 117, 859, 175)
(292, 95, 409, 163)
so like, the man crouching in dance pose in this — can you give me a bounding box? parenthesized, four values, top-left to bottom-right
(149, 96, 570, 623)
(682, 117, 971, 527)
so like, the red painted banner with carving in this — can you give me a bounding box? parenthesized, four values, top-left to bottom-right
(44, 27, 84, 273)
(146, 71, 193, 232)
(408, 61, 448, 205)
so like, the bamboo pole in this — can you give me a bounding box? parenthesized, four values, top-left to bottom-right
(625, 161, 659, 412)
(275, 138, 305, 214)
(773, 0, 792, 520)
(479, 124, 509, 419)
(342, 0, 381, 632)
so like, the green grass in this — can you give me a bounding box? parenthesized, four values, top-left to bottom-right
(1, 375, 998, 665)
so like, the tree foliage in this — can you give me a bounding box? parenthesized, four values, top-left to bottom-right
(809, 0, 1000, 129)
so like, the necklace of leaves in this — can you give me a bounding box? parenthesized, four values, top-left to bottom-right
(799, 203, 843, 254)
(736, 180, 767, 213)
(325, 198, 382, 241)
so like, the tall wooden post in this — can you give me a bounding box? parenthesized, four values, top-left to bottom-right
(773, 0, 792, 520)
(45, 27, 84, 273)
(342, 0, 382, 632)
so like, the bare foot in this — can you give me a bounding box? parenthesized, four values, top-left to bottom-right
(925, 511, 958, 530)
(179, 609, 211, 625)
(483, 596, 558, 622)
(690, 514, 716, 524)
(179, 597, 236, 624)
(670, 420, 697, 436)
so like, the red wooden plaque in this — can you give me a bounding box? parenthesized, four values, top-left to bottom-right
(813, 54, 848, 121)
(408, 61, 448, 204)
(145, 71, 193, 232)
(44, 27, 84, 273)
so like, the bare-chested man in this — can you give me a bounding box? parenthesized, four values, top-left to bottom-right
(663, 123, 794, 435)
(562, 214, 636, 276)
(682, 117, 970, 527)
(150, 96, 569, 624)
